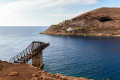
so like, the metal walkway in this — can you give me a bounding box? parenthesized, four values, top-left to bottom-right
(9, 41, 49, 63)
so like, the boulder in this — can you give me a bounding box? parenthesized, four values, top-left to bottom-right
(56, 73, 62, 78)
(9, 72, 19, 76)
(32, 73, 39, 77)
(4, 73, 8, 76)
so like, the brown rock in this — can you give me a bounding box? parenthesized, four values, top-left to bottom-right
(56, 73, 62, 78)
(40, 75, 46, 80)
(4, 73, 8, 76)
(44, 77, 49, 80)
(32, 73, 39, 77)
(47, 73, 52, 76)
(41, 72, 46, 75)
(49, 78, 56, 80)
(31, 77, 39, 80)
(39, 76, 43, 79)
(51, 74, 56, 77)
(38, 70, 45, 74)
(9, 72, 19, 76)
(60, 76, 67, 80)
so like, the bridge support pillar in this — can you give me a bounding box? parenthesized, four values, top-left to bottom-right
(32, 51, 44, 68)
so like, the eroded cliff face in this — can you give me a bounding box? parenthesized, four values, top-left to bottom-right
(42, 7, 120, 36)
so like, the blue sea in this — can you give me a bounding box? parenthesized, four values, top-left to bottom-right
(0, 27, 120, 80)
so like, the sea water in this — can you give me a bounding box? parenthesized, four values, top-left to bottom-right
(0, 27, 120, 80)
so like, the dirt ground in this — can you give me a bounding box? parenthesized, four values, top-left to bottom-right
(0, 60, 91, 80)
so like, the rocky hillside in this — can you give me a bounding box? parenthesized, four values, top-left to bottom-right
(42, 7, 120, 36)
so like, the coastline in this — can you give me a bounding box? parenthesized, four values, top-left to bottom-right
(41, 32, 120, 37)
(0, 60, 91, 80)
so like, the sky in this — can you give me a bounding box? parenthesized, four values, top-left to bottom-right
(0, 0, 120, 26)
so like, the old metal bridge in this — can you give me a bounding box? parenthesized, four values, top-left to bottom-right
(9, 41, 49, 64)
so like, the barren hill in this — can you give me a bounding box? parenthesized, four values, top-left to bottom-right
(42, 7, 120, 36)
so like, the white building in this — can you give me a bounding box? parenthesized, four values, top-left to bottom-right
(66, 28, 73, 32)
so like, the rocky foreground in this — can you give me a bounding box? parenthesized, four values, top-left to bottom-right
(0, 60, 91, 80)
(42, 7, 120, 37)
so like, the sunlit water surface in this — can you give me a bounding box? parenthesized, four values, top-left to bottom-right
(0, 27, 120, 80)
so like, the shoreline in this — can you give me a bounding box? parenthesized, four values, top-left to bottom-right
(0, 60, 91, 80)
(41, 32, 120, 37)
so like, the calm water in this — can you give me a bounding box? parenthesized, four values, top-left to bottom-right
(0, 27, 120, 80)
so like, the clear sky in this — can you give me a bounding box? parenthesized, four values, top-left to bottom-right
(0, 0, 120, 26)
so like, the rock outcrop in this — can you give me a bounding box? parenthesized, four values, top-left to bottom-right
(42, 7, 120, 36)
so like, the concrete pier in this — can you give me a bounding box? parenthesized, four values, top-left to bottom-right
(32, 51, 44, 68)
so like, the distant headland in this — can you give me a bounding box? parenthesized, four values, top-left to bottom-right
(42, 7, 120, 37)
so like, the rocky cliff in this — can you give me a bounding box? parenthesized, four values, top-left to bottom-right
(42, 7, 120, 36)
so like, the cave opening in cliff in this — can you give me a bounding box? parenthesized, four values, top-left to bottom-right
(99, 16, 112, 22)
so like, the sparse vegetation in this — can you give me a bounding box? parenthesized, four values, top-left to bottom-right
(62, 28, 66, 30)
(65, 31, 68, 33)
(74, 28, 86, 31)
(109, 28, 120, 30)
(57, 30, 61, 32)
(92, 28, 120, 31)
(64, 20, 70, 23)
(52, 25, 58, 27)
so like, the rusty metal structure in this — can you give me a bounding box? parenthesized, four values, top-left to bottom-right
(9, 41, 49, 64)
